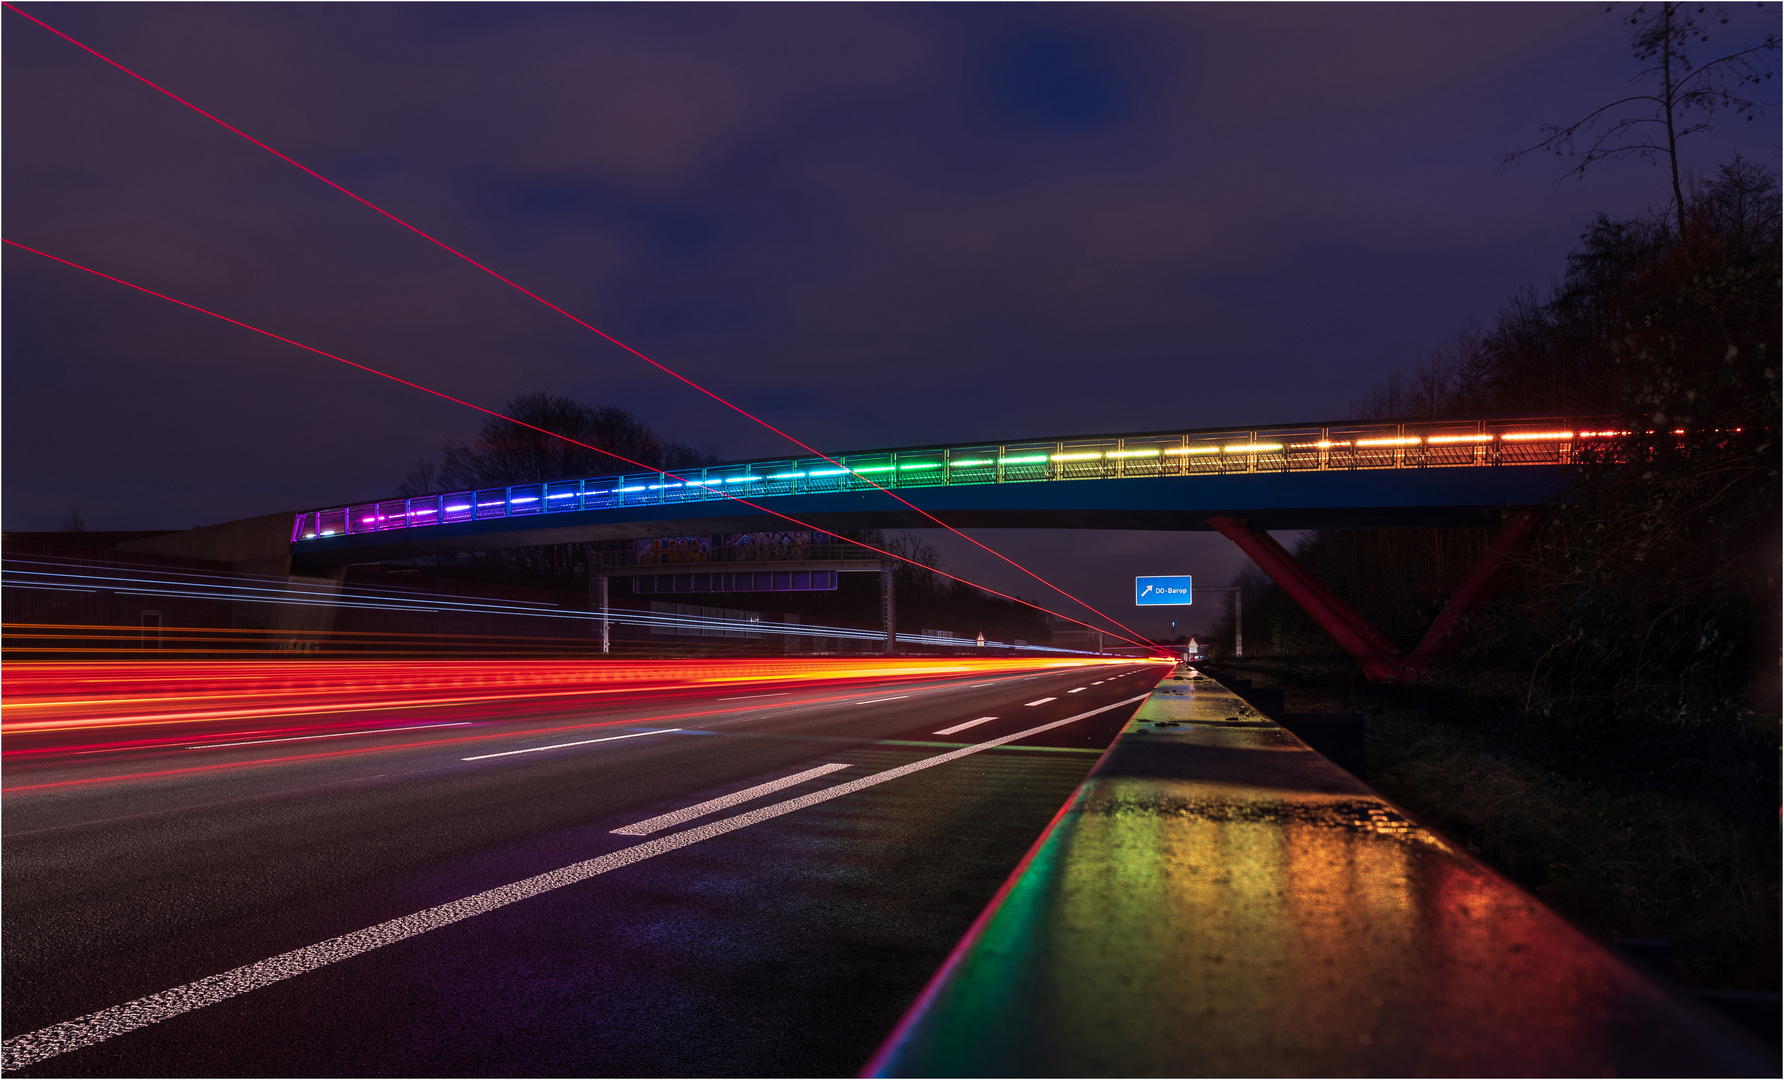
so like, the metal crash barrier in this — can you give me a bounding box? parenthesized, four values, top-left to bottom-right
(866, 671, 1771, 1076)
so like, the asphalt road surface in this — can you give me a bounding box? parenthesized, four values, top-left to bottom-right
(4, 660, 1165, 1076)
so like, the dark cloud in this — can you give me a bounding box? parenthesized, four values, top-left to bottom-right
(4, 1, 1777, 636)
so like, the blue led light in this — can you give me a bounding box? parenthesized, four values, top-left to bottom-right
(725, 476, 761, 484)
(617, 486, 647, 493)
(766, 472, 806, 480)
(510, 497, 539, 504)
(546, 492, 577, 499)
(445, 504, 471, 512)
(808, 468, 850, 477)
(647, 482, 686, 490)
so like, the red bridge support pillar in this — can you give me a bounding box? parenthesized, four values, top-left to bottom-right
(1204, 512, 1542, 683)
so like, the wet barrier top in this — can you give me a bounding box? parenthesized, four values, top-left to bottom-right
(865, 675, 1772, 1076)
(289, 415, 1610, 566)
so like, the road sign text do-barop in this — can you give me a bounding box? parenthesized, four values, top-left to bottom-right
(1135, 576, 1192, 606)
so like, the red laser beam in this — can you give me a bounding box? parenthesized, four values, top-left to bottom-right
(1, 238, 1163, 653)
(1, 1, 1156, 648)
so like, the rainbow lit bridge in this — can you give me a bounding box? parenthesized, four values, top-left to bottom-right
(291, 414, 1605, 568)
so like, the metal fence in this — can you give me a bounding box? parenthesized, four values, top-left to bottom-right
(293, 416, 1618, 543)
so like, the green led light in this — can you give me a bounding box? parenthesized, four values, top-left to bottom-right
(1001, 454, 1049, 464)
(948, 459, 994, 467)
(1051, 452, 1103, 462)
(852, 465, 895, 474)
(899, 462, 942, 470)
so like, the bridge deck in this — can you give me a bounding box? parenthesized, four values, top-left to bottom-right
(290, 417, 1606, 566)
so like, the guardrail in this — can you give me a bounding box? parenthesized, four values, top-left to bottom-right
(865, 670, 1772, 1076)
(291, 416, 1622, 542)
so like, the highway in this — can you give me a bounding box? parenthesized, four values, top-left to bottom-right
(2, 658, 1167, 1076)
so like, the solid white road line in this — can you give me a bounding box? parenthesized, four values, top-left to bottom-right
(1024, 697, 1057, 706)
(187, 723, 472, 750)
(610, 763, 852, 836)
(854, 696, 909, 704)
(460, 728, 679, 762)
(933, 716, 998, 736)
(969, 683, 994, 687)
(0, 692, 1151, 1073)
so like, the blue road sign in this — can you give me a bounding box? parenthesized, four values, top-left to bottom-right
(1135, 575, 1193, 606)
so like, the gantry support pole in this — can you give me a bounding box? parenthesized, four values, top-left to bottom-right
(587, 552, 610, 655)
(881, 565, 897, 656)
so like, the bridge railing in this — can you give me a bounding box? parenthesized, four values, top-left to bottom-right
(292, 415, 1620, 542)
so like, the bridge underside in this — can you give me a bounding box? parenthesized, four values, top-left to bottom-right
(292, 466, 1567, 570)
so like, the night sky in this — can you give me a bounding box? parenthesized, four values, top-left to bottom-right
(5, 2, 1778, 639)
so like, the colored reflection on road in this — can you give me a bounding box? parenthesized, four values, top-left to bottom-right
(871, 677, 1765, 1077)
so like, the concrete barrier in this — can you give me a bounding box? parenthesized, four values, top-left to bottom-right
(867, 672, 1772, 1076)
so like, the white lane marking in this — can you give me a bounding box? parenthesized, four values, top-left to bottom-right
(855, 696, 910, 704)
(187, 722, 472, 750)
(715, 693, 791, 702)
(460, 728, 679, 762)
(0, 693, 1152, 1072)
(610, 763, 852, 836)
(933, 716, 998, 736)
(969, 683, 995, 688)
(1024, 697, 1057, 706)
(1066, 687, 1087, 694)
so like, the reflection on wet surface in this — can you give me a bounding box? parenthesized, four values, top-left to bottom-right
(873, 676, 1771, 1077)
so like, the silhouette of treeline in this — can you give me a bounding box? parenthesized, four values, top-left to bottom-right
(1216, 156, 1780, 732)
(1208, 158, 1780, 988)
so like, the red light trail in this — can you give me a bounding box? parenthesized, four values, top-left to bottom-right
(1, 239, 1162, 652)
(0, 1, 1154, 649)
(1, 656, 1160, 791)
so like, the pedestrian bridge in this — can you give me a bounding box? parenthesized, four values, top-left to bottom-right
(290, 415, 1606, 568)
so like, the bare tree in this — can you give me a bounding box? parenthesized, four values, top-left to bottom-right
(1503, 3, 1778, 239)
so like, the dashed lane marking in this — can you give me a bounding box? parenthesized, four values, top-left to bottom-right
(0, 693, 1151, 1073)
(461, 728, 679, 762)
(933, 716, 998, 736)
(611, 763, 852, 836)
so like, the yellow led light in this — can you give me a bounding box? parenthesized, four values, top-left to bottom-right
(1050, 452, 1103, 462)
(1223, 443, 1284, 453)
(1106, 449, 1161, 458)
(1425, 434, 1493, 444)
(1354, 436, 1422, 447)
